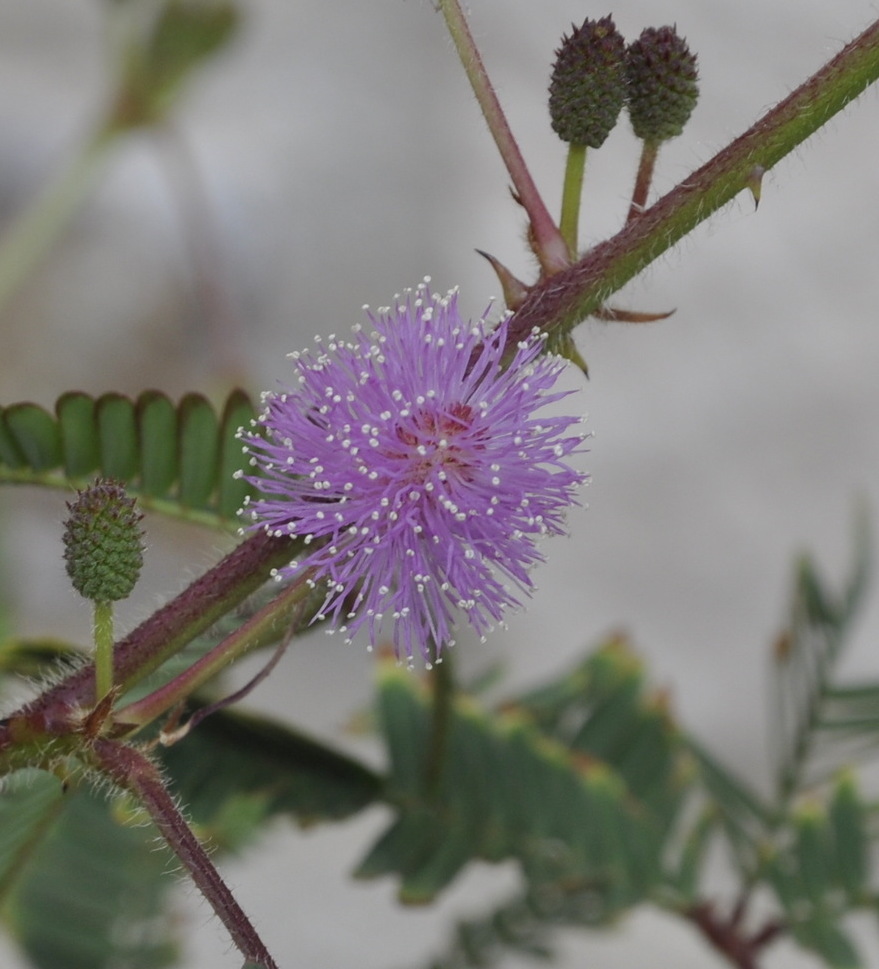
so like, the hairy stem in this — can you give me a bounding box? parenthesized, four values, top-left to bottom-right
(437, 0, 569, 275)
(505, 16, 879, 346)
(115, 571, 317, 729)
(627, 140, 659, 223)
(92, 739, 279, 969)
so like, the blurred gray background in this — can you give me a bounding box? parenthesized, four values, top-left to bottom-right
(1, 1, 879, 966)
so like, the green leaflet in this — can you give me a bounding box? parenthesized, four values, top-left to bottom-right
(667, 805, 719, 902)
(136, 390, 178, 498)
(1, 405, 61, 472)
(95, 393, 139, 479)
(789, 919, 861, 969)
(0, 770, 178, 969)
(0, 390, 258, 529)
(685, 736, 772, 872)
(56, 393, 100, 478)
(217, 391, 255, 520)
(177, 393, 219, 508)
(764, 773, 871, 968)
(772, 518, 871, 792)
(360, 648, 688, 908)
(508, 636, 684, 825)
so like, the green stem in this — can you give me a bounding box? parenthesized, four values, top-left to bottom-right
(506, 16, 879, 347)
(93, 600, 115, 698)
(0, 470, 240, 532)
(437, 0, 569, 275)
(115, 572, 317, 729)
(423, 649, 454, 799)
(559, 144, 587, 257)
(0, 127, 117, 315)
(627, 140, 659, 223)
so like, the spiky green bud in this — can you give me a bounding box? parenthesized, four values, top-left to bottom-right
(63, 479, 144, 603)
(626, 26, 699, 143)
(548, 16, 627, 148)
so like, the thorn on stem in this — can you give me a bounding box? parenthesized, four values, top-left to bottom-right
(747, 165, 765, 210)
(476, 249, 531, 309)
(593, 305, 675, 323)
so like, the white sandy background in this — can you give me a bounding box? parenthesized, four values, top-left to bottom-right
(1, 1, 879, 966)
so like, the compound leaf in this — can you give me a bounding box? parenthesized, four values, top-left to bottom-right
(359, 649, 689, 910)
(0, 390, 258, 529)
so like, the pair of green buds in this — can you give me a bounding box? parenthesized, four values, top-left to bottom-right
(549, 17, 699, 151)
(538, 17, 699, 283)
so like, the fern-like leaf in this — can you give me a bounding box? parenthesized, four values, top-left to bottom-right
(360, 645, 689, 910)
(0, 390, 256, 528)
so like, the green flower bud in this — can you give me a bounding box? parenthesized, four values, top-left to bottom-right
(626, 26, 699, 143)
(549, 15, 627, 148)
(63, 479, 144, 603)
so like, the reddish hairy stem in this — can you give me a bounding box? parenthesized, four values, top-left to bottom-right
(438, 0, 569, 275)
(115, 573, 314, 729)
(626, 140, 659, 223)
(92, 738, 279, 969)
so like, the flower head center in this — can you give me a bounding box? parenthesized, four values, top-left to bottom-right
(393, 401, 483, 486)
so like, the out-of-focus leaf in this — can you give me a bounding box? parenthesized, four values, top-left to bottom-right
(829, 772, 868, 902)
(683, 737, 771, 873)
(0, 770, 179, 969)
(56, 393, 100, 479)
(159, 705, 382, 842)
(0, 415, 26, 468)
(114, 0, 240, 126)
(764, 773, 872, 968)
(789, 917, 861, 969)
(506, 636, 683, 825)
(217, 389, 255, 520)
(772, 519, 871, 791)
(96, 392, 139, 480)
(145, 0, 239, 97)
(358, 652, 688, 909)
(0, 638, 83, 679)
(177, 393, 219, 508)
(137, 390, 178, 498)
(0, 770, 65, 894)
(1, 405, 61, 472)
(667, 805, 718, 902)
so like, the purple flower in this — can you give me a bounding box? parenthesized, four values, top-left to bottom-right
(238, 281, 587, 666)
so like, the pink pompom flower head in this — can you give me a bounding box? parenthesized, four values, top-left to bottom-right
(237, 280, 588, 667)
